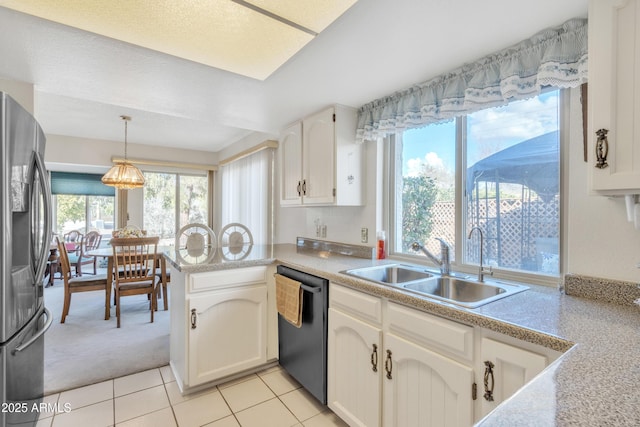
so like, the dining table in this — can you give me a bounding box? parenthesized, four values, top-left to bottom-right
(84, 246, 170, 312)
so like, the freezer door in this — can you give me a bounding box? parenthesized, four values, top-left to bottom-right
(0, 94, 50, 344)
(0, 307, 51, 427)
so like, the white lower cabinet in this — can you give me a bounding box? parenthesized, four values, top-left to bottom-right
(188, 284, 267, 386)
(328, 284, 474, 427)
(170, 265, 275, 393)
(328, 283, 561, 427)
(383, 333, 474, 427)
(475, 335, 556, 419)
(328, 307, 382, 427)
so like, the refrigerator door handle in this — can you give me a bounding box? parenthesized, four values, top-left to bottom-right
(33, 153, 52, 283)
(14, 308, 52, 354)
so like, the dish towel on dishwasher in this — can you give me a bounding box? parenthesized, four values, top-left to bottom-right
(275, 273, 303, 328)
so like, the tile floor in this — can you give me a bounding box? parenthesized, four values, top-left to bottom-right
(36, 365, 348, 427)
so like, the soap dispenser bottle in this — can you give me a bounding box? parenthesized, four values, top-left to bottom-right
(377, 231, 386, 260)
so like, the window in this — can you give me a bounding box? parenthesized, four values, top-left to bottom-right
(51, 172, 115, 241)
(53, 195, 115, 238)
(143, 172, 208, 244)
(392, 90, 561, 277)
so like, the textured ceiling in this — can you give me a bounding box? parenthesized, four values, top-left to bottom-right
(0, 0, 588, 155)
(0, 0, 358, 80)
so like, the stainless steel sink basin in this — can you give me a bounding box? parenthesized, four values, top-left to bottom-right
(342, 264, 434, 284)
(342, 264, 528, 308)
(402, 277, 528, 308)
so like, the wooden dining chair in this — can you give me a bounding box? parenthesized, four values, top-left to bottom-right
(77, 230, 102, 275)
(56, 237, 111, 323)
(64, 230, 84, 276)
(155, 257, 170, 311)
(110, 236, 160, 328)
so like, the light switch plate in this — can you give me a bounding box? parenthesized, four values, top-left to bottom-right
(361, 227, 368, 243)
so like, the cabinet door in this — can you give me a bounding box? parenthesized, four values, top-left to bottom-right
(280, 121, 303, 205)
(589, 0, 640, 193)
(328, 308, 382, 427)
(303, 107, 335, 204)
(478, 338, 547, 417)
(188, 284, 267, 386)
(383, 333, 474, 427)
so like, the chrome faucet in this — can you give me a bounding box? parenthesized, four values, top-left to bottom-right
(468, 227, 493, 282)
(411, 238, 451, 276)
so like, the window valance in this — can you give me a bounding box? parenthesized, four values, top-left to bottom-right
(356, 18, 587, 143)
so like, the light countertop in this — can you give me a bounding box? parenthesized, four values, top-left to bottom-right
(165, 243, 640, 426)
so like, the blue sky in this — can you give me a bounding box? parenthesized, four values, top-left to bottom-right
(401, 90, 560, 177)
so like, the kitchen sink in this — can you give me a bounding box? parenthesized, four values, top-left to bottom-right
(342, 264, 434, 284)
(402, 276, 528, 308)
(342, 265, 528, 308)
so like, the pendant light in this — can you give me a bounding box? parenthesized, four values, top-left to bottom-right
(101, 115, 145, 189)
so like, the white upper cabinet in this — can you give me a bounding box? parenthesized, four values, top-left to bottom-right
(280, 121, 304, 205)
(280, 105, 364, 206)
(589, 0, 640, 194)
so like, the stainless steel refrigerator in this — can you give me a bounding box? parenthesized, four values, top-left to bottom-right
(0, 92, 52, 427)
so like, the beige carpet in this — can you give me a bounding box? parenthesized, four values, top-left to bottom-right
(43, 275, 170, 395)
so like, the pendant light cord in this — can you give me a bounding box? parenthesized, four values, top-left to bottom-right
(124, 118, 128, 160)
(121, 115, 131, 161)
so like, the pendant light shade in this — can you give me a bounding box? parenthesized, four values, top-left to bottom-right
(102, 116, 145, 189)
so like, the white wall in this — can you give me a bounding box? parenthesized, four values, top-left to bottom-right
(0, 78, 33, 113)
(566, 90, 640, 282)
(45, 134, 219, 171)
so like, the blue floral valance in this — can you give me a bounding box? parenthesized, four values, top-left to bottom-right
(356, 18, 588, 143)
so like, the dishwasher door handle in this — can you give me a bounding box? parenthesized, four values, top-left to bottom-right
(300, 284, 322, 293)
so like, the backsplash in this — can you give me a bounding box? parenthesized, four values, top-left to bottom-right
(564, 274, 640, 307)
(296, 237, 375, 260)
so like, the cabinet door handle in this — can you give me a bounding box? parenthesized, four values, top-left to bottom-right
(483, 361, 495, 401)
(297, 180, 302, 196)
(302, 179, 307, 195)
(371, 344, 378, 372)
(384, 349, 393, 379)
(595, 128, 609, 169)
(190, 309, 197, 329)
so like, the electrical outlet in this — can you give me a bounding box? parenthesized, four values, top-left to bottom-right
(361, 227, 368, 243)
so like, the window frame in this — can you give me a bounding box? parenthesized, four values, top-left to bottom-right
(386, 89, 568, 287)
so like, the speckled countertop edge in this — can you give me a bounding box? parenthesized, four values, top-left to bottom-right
(166, 244, 640, 426)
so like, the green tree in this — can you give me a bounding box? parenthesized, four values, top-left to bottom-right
(56, 194, 85, 232)
(401, 175, 438, 251)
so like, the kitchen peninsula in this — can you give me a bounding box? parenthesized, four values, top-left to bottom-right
(164, 241, 640, 426)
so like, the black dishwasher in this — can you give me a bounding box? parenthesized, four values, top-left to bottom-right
(277, 265, 329, 404)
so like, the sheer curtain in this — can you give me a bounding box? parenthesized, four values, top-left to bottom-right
(356, 18, 587, 143)
(220, 148, 274, 245)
